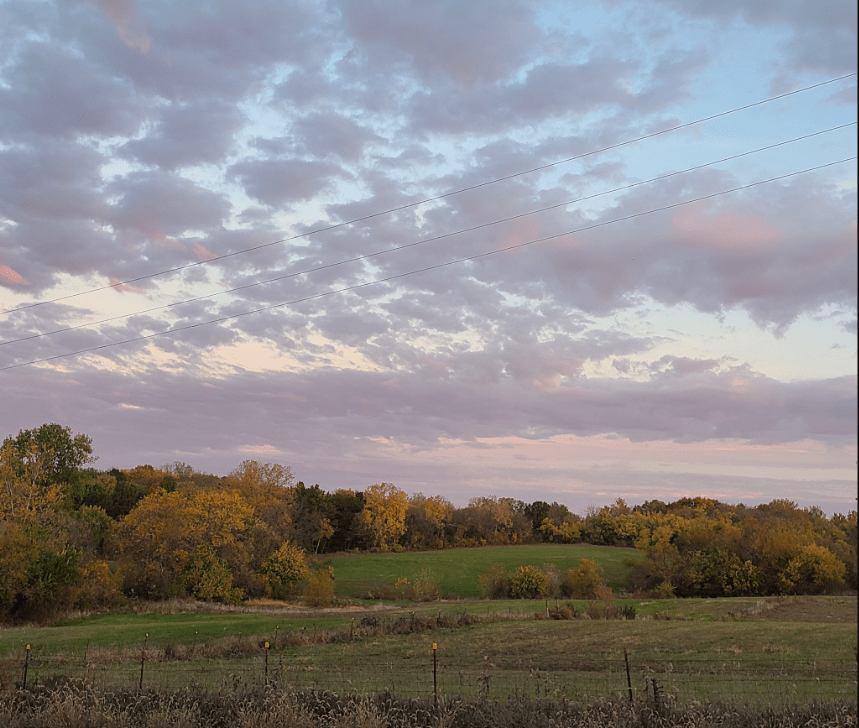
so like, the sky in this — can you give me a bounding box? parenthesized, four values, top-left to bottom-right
(0, 0, 856, 516)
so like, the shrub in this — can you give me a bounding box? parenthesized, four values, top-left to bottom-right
(560, 558, 606, 598)
(541, 564, 560, 596)
(259, 542, 308, 599)
(594, 584, 615, 602)
(76, 560, 125, 610)
(19, 547, 81, 618)
(396, 569, 440, 601)
(304, 566, 335, 607)
(652, 579, 676, 598)
(182, 545, 243, 604)
(548, 604, 575, 619)
(619, 604, 636, 619)
(478, 563, 509, 599)
(509, 565, 550, 599)
(782, 544, 846, 595)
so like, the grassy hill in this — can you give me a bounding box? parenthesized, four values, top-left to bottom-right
(319, 543, 641, 599)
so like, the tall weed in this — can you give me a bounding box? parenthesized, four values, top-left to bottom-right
(0, 681, 856, 727)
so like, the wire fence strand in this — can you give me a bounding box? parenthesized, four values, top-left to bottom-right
(4, 649, 855, 707)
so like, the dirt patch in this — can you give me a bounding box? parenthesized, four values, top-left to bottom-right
(753, 596, 858, 623)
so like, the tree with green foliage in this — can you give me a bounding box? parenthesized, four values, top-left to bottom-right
(290, 482, 335, 554)
(183, 545, 243, 604)
(781, 543, 845, 594)
(3, 424, 96, 487)
(104, 468, 147, 519)
(325, 489, 366, 551)
(1, 424, 95, 521)
(687, 548, 760, 597)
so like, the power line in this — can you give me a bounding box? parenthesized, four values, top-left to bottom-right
(2, 71, 855, 317)
(1, 121, 854, 348)
(1, 156, 853, 372)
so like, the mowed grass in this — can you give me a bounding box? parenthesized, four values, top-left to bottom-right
(0, 609, 354, 658)
(2, 595, 854, 662)
(323, 543, 640, 598)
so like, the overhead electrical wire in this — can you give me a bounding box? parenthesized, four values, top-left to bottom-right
(1, 156, 853, 372)
(1, 121, 854, 348)
(1, 71, 855, 317)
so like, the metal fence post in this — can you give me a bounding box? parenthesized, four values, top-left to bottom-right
(22, 644, 30, 690)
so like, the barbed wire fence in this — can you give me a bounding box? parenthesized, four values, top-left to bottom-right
(3, 642, 856, 707)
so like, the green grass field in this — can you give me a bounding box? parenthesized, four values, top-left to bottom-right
(321, 543, 640, 598)
(0, 543, 855, 707)
(1, 596, 855, 706)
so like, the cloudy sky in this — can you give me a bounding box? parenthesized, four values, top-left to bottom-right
(1, 0, 856, 515)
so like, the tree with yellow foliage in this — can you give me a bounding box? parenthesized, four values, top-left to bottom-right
(360, 483, 409, 551)
(116, 488, 255, 598)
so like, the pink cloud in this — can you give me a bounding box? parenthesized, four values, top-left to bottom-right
(89, 0, 151, 52)
(672, 203, 781, 251)
(0, 265, 28, 285)
(108, 276, 145, 294)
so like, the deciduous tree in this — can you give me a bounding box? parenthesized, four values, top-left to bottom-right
(360, 483, 409, 552)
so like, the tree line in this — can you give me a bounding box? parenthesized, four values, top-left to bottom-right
(1, 424, 855, 621)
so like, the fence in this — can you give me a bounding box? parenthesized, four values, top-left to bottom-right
(3, 644, 856, 707)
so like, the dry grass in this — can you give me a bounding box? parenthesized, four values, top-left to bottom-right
(0, 679, 855, 727)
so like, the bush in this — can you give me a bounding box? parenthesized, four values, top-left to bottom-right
(652, 579, 676, 598)
(395, 569, 440, 601)
(18, 547, 81, 619)
(258, 542, 308, 599)
(782, 544, 846, 595)
(182, 545, 243, 604)
(76, 560, 125, 610)
(304, 566, 335, 607)
(478, 563, 509, 599)
(548, 604, 575, 619)
(560, 558, 606, 598)
(508, 565, 550, 599)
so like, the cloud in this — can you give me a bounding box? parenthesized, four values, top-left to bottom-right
(292, 113, 385, 162)
(0, 42, 144, 141)
(0, 265, 29, 286)
(337, 0, 541, 86)
(615, 0, 858, 80)
(120, 99, 246, 170)
(0, 0, 853, 512)
(228, 158, 346, 208)
(85, 0, 151, 52)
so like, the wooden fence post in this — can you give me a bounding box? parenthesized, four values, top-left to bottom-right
(22, 644, 30, 690)
(624, 648, 633, 703)
(138, 633, 148, 693)
(432, 642, 438, 710)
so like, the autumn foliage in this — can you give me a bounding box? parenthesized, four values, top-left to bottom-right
(0, 424, 856, 621)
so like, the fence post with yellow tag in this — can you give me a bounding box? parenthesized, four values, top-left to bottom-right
(432, 642, 438, 709)
(23, 644, 31, 690)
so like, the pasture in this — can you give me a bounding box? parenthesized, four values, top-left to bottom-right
(0, 545, 855, 709)
(321, 542, 640, 598)
(1, 595, 855, 706)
